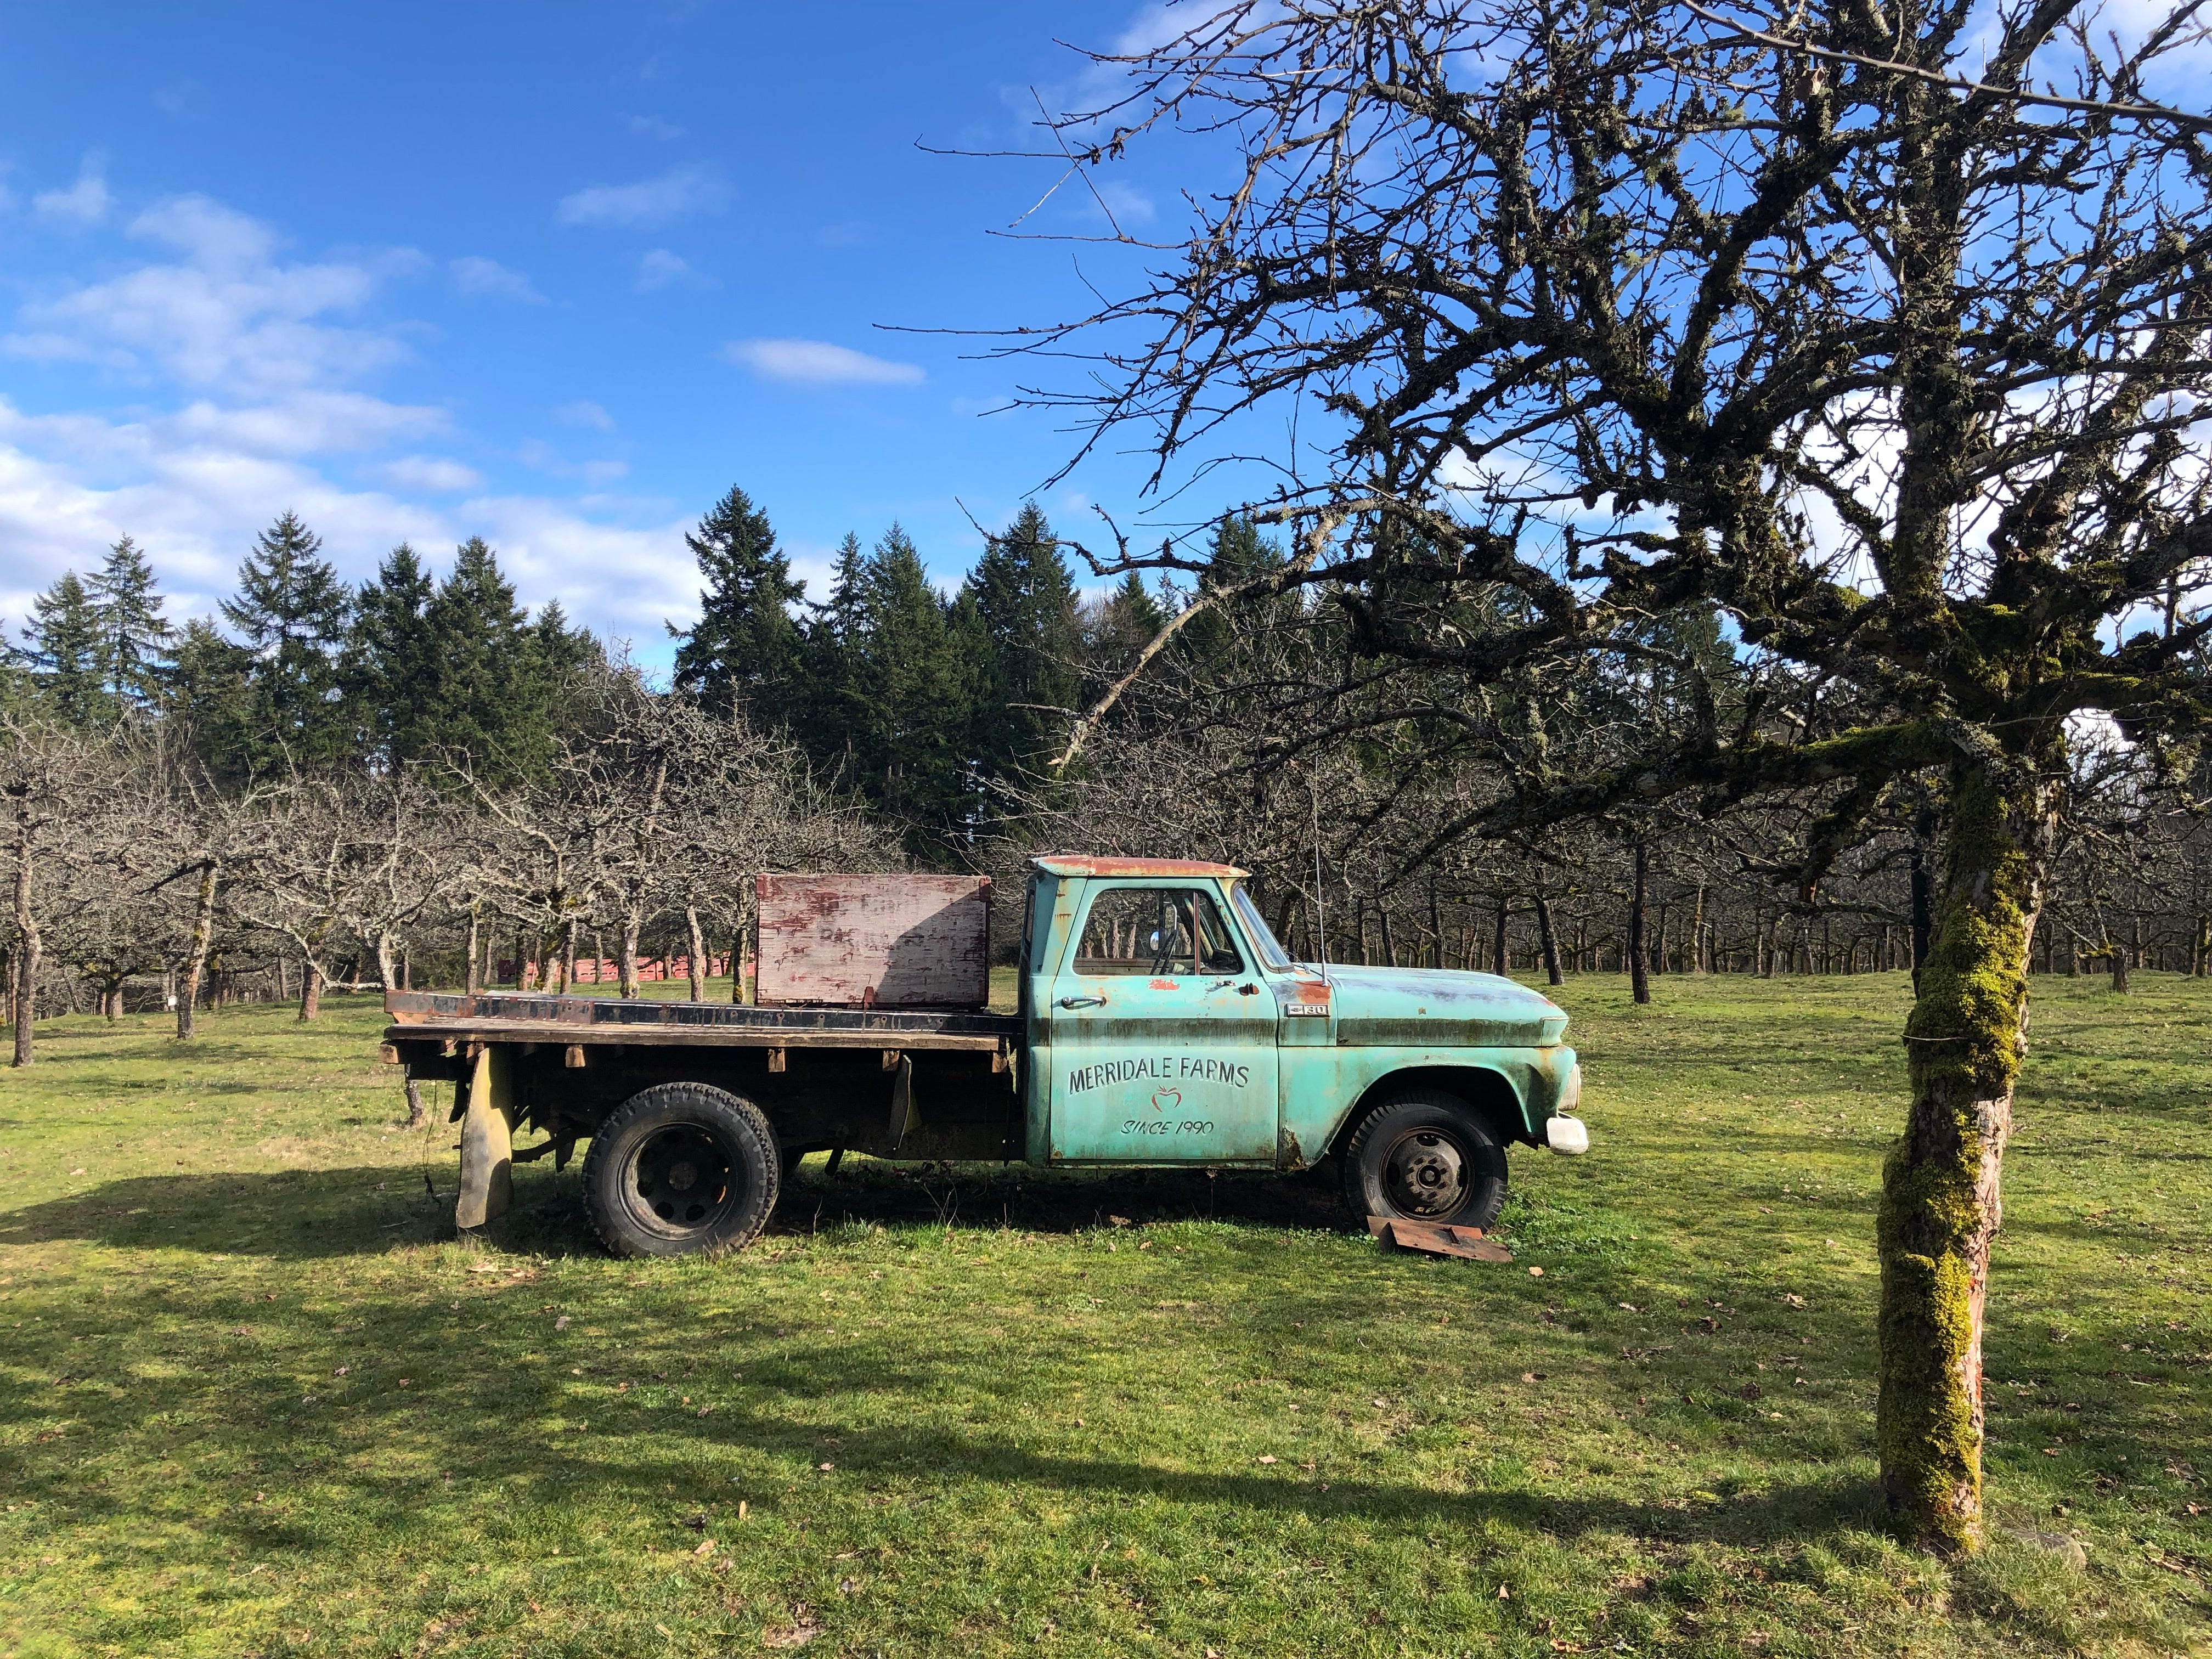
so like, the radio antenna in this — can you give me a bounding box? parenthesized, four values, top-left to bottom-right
(1308, 774, 1330, 983)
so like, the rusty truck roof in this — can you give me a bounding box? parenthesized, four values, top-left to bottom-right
(1029, 855, 1251, 879)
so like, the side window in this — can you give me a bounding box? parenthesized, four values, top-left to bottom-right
(1074, 888, 1245, 977)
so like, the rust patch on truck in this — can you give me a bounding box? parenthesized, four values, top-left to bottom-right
(1030, 855, 1249, 879)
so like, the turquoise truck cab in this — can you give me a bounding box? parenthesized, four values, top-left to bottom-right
(1020, 857, 1586, 1227)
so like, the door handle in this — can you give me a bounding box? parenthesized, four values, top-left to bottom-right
(1056, 995, 1107, 1009)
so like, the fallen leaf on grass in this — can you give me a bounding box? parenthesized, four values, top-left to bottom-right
(1497, 1584, 1511, 1599)
(693, 1538, 715, 1558)
(554, 1316, 571, 1330)
(762, 1619, 820, 1649)
(817, 1462, 834, 1471)
(1527, 1266, 1544, 1277)
(1257, 1455, 1278, 1465)
(1108, 1215, 1131, 1227)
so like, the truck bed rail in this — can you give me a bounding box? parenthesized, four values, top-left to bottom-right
(381, 990, 1019, 1052)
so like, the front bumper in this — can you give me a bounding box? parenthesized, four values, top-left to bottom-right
(1543, 1063, 1588, 1154)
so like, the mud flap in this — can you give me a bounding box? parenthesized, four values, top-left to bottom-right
(456, 1045, 516, 1231)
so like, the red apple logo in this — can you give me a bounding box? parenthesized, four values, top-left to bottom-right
(1150, 1086, 1181, 1115)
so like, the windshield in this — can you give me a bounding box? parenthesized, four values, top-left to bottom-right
(1228, 882, 1294, 971)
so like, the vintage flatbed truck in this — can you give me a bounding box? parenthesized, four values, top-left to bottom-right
(381, 856, 1588, 1257)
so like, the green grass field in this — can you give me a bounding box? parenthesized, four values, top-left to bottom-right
(2, 973, 2207, 1657)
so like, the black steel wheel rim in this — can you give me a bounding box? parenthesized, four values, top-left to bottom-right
(621, 1122, 740, 1238)
(1381, 1126, 1469, 1218)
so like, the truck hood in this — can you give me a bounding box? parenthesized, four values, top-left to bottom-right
(1297, 966, 1569, 1047)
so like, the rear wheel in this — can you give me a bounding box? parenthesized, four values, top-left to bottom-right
(1341, 1088, 1508, 1228)
(583, 1082, 778, 1257)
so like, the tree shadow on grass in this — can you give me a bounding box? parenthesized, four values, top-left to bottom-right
(0, 1164, 586, 1259)
(0, 1160, 1357, 1259)
(0, 1267, 1903, 1562)
(774, 1159, 1356, 1238)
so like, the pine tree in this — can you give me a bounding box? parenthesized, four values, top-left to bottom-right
(854, 525, 972, 844)
(791, 532, 872, 771)
(15, 572, 109, 726)
(1090, 571, 1167, 674)
(346, 544, 438, 766)
(963, 502, 1082, 788)
(166, 618, 259, 780)
(222, 511, 349, 767)
(1175, 513, 1280, 678)
(420, 537, 540, 783)
(84, 537, 173, 712)
(669, 486, 805, 723)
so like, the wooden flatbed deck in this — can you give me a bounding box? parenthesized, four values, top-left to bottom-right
(381, 990, 1021, 1055)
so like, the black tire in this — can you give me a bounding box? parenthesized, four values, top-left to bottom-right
(582, 1082, 780, 1258)
(1341, 1088, 1509, 1228)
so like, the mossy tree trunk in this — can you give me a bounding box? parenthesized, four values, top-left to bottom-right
(176, 862, 218, 1042)
(1877, 761, 2050, 1554)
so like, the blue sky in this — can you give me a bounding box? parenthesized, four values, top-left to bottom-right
(0, 2, 1218, 661)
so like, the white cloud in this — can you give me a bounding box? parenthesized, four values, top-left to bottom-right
(554, 400, 614, 430)
(450, 256, 545, 302)
(629, 115, 685, 141)
(33, 157, 112, 225)
(131, 194, 278, 268)
(721, 337, 924, 386)
(0, 397, 695, 643)
(1092, 180, 1156, 225)
(5, 196, 405, 396)
(517, 439, 629, 486)
(635, 248, 699, 291)
(369, 455, 484, 493)
(0, 188, 690, 645)
(555, 163, 730, 229)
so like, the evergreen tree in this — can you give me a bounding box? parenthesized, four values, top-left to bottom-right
(853, 525, 972, 845)
(84, 537, 173, 712)
(1090, 570, 1167, 674)
(420, 537, 544, 784)
(15, 572, 109, 726)
(669, 486, 805, 723)
(221, 511, 349, 767)
(345, 544, 438, 766)
(165, 618, 259, 779)
(532, 597, 600, 684)
(1176, 513, 1280, 678)
(791, 532, 872, 772)
(963, 502, 1081, 787)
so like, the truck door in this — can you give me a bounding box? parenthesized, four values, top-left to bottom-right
(1045, 882, 1279, 1164)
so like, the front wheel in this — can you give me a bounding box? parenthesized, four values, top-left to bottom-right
(583, 1082, 780, 1257)
(1341, 1089, 1508, 1229)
